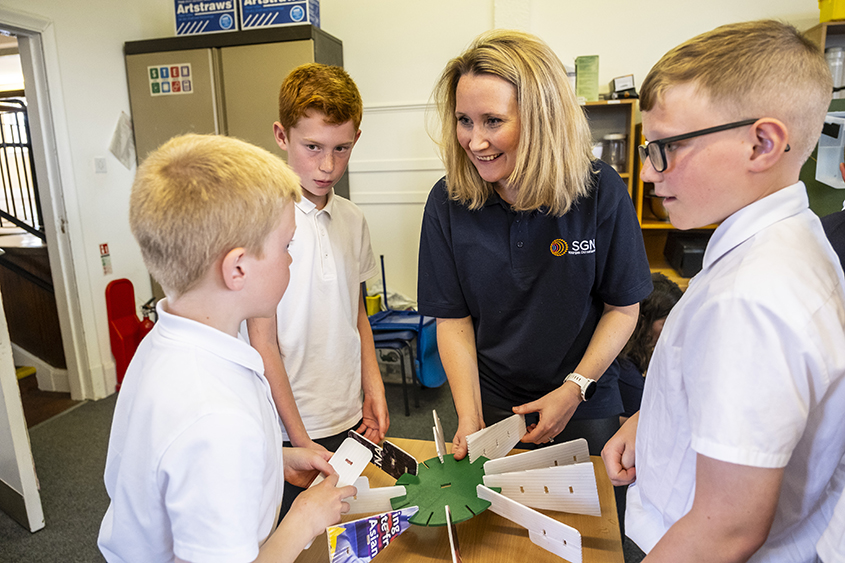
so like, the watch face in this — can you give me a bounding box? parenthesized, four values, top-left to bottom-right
(584, 381, 597, 400)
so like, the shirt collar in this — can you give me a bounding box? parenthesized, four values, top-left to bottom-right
(155, 299, 265, 375)
(295, 188, 335, 216)
(702, 181, 808, 270)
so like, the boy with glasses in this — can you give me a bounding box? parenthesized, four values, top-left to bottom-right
(602, 20, 845, 562)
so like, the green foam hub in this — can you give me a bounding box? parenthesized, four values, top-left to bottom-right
(390, 454, 499, 527)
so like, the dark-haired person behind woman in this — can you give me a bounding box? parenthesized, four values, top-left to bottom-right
(417, 29, 653, 461)
(617, 272, 683, 423)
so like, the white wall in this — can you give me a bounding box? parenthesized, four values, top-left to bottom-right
(0, 0, 824, 398)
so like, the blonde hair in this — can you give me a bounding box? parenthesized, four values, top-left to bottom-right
(278, 63, 363, 131)
(432, 29, 594, 216)
(640, 20, 832, 163)
(129, 134, 301, 298)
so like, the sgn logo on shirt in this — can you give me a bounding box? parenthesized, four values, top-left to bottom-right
(550, 238, 595, 256)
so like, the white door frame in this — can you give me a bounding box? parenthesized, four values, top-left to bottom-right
(0, 8, 92, 400)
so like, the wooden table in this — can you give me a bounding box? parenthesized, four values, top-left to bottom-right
(295, 438, 623, 563)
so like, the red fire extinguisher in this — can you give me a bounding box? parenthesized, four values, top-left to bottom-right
(139, 297, 156, 338)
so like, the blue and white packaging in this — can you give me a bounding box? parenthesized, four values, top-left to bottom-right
(174, 0, 239, 36)
(240, 0, 320, 30)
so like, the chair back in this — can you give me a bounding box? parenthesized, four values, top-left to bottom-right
(369, 256, 446, 388)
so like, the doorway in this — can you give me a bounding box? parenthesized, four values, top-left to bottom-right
(0, 32, 77, 422)
(0, 8, 89, 403)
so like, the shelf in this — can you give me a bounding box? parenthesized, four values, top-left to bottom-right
(582, 100, 637, 196)
(806, 20, 845, 50)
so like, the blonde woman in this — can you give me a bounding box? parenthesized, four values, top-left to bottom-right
(418, 30, 652, 464)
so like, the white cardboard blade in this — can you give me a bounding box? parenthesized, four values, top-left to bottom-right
(310, 437, 373, 488)
(445, 505, 462, 563)
(477, 485, 582, 563)
(481, 463, 601, 517)
(483, 438, 590, 476)
(343, 476, 408, 515)
(466, 413, 526, 462)
(433, 409, 447, 463)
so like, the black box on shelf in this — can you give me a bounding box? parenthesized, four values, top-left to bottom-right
(664, 231, 712, 278)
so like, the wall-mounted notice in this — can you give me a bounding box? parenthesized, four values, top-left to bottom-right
(174, 0, 239, 36)
(147, 64, 193, 97)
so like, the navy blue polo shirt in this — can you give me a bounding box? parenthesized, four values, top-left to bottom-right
(417, 160, 653, 419)
(822, 209, 845, 271)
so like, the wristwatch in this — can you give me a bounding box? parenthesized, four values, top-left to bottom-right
(564, 372, 597, 402)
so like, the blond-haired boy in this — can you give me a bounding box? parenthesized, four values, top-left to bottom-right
(602, 20, 845, 562)
(98, 134, 355, 563)
(247, 64, 388, 515)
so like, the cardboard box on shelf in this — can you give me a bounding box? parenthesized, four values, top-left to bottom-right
(820, 0, 845, 22)
(240, 0, 320, 30)
(174, 0, 239, 36)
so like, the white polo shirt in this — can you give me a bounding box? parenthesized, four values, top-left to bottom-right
(818, 461, 845, 563)
(626, 183, 845, 562)
(277, 190, 378, 440)
(99, 300, 284, 563)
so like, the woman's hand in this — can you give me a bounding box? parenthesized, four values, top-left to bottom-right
(512, 382, 582, 444)
(451, 414, 485, 461)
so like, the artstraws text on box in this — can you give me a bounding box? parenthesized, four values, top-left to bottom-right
(174, 0, 239, 36)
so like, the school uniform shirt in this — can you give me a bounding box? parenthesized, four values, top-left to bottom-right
(98, 300, 284, 563)
(276, 190, 378, 441)
(418, 160, 653, 418)
(626, 183, 845, 562)
(817, 465, 845, 563)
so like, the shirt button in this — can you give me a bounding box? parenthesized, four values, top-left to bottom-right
(517, 241, 524, 248)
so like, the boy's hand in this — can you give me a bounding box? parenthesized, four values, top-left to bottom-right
(282, 447, 333, 488)
(601, 412, 638, 486)
(513, 383, 581, 445)
(451, 416, 484, 461)
(286, 473, 357, 544)
(300, 439, 329, 455)
(357, 393, 389, 443)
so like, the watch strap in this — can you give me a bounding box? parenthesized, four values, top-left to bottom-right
(564, 372, 597, 402)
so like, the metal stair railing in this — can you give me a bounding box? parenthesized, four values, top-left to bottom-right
(0, 98, 45, 241)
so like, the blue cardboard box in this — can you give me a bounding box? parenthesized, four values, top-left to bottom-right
(240, 0, 320, 30)
(174, 0, 239, 35)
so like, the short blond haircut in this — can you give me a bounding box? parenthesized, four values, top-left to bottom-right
(278, 63, 363, 131)
(130, 134, 301, 298)
(432, 29, 594, 216)
(640, 20, 832, 163)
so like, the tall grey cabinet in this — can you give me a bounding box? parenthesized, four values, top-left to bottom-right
(124, 25, 346, 195)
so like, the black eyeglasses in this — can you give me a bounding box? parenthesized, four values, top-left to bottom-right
(638, 118, 760, 173)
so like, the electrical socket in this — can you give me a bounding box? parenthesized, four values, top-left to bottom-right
(94, 157, 107, 174)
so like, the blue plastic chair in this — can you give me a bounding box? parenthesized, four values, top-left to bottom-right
(369, 256, 447, 416)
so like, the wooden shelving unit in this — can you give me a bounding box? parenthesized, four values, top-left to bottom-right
(582, 99, 637, 196)
(805, 20, 845, 50)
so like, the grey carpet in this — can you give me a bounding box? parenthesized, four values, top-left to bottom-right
(0, 395, 114, 562)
